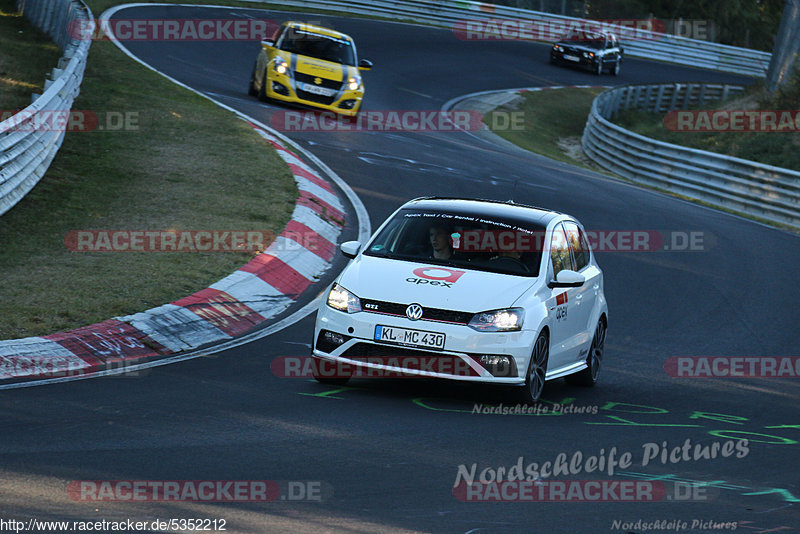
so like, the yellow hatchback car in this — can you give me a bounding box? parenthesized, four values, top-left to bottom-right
(249, 22, 373, 116)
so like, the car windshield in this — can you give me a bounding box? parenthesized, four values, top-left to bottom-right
(279, 27, 356, 65)
(363, 208, 546, 277)
(562, 31, 605, 48)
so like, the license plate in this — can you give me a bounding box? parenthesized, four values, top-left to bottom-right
(374, 325, 445, 350)
(564, 54, 580, 62)
(300, 83, 335, 96)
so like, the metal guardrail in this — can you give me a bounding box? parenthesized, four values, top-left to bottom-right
(244, 0, 771, 76)
(0, 0, 94, 216)
(581, 83, 800, 228)
(0, 0, 774, 217)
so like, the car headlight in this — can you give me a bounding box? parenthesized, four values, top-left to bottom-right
(327, 283, 362, 313)
(553, 45, 563, 52)
(468, 308, 525, 332)
(347, 76, 361, 91)
(274, 57, 289, 75)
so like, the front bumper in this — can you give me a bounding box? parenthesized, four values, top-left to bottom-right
(313, 305, 536, 385)
(550, 51, 598, 71)
(267, 72, 363, 117)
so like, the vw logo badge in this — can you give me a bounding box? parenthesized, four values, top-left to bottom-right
(405, 304, 423, 321)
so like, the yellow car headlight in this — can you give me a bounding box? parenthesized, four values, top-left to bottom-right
(347, 76, 361, 91)
(274, 57, 289, 75)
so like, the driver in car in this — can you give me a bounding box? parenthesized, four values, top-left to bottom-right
(428, 225, 455, 260)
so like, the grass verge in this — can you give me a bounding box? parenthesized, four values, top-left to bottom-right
(482, 86, 799, 232)
(615, 106, 800, 172)
(483, 87, 605, 170)
(0, 1, 299, 340)
(0, 0, 62, 111)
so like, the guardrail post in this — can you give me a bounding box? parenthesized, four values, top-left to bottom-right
(622, 86, 633, 111)
(681, 84, 693, 109)
(610, 89, 623, 119)
(644, 85, 655, 112)
(698, 84, 707, 108)
(668, 83, 680, 110)
(655, 85, 666, 113)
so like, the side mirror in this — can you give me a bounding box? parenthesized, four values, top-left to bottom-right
(548, 269, 585, 288)
(340, 241, 362, 259)
(261, 39, 274, 48)
(358, 59, 373, 71)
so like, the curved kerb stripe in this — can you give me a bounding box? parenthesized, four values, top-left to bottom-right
(0, 123, 343, 379)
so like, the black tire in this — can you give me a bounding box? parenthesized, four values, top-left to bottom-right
(515, 331, 549, 404)
(257, 71, 268, 102)
(611, 59, 621, 76)
(312, 355, 351, 386)
(565, 317, 606, 386)
(248, 63, 258, 96)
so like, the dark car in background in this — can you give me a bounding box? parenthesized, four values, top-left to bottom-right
(550, 30, 623, 76)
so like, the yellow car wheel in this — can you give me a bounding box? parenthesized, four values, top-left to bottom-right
(257, 71, 268, 102)
(248, 63, 258, 97)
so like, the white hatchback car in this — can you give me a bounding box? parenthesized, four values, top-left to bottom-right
(312, 198, 608, 403)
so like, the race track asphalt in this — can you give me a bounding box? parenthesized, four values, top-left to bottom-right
(0, 6, 798, 533)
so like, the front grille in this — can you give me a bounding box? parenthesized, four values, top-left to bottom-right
(295, 89, 337, 105)
(361, 299, 473, 325)
(341, 343, 480, 377)
(294, 72, 342, 90)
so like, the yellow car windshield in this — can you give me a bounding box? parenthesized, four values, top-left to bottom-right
(280, 28, 356, 66)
